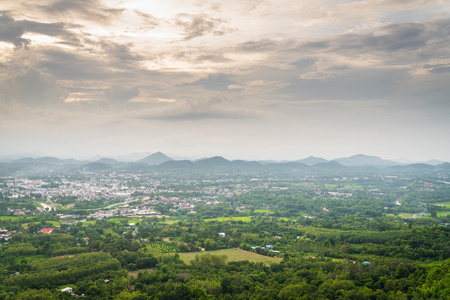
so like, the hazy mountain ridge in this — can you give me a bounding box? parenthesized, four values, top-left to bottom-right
(0, 152, 448, 176)
(138, 152, 173, 165)
(333, 154, 398, 167)
(296, 156, 329, 166)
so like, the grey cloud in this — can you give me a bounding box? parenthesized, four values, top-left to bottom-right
(0, 67, 67, 107)
(336, 23, 426, 53)
(424, 64, 450, 73)
(181, 73, 236, 91)
(301, 41, 331, 50)
(0, 12, 29, 48)
(304, 18, 450, 64)
(195, 54, 230, 63)
(21, 20, 81, 45)
(145, 111, 247, 121)
(36, 0, 124, 23)
(171, 50, 230, 64)
(38, 49, 112, 80)
(98, 42, 143, 67)
(235, 39, 280, 52)
(141, 96, 254, 121)
(104, 85, 140, 107)
(36, 41, 145, 82)
(134, 10, 159, 28)
(175, 13, 233, 40)
(0, 12, 80, 48)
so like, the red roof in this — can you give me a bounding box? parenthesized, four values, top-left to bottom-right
(42, 228, 55, 234)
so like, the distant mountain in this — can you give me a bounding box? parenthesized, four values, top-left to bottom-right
(230, 160, 262, 168)
(266, 162, 310, 171)
(13, 157, 69, 165)
(12, 157, 36, 164)
(35, 157, 65, 164)
(406, 163, 436, 170)
(313, 161, 346, 169)
(386, 163, 436, 173)
(422, 159, 446, 166)
(296, 156, 328, 166)
(437, 162, 450, 171)
(114, 152, 153, 162)
(95, 157, 119, 165)
(138, 152, 173, 165)
(157, 160, 195, 169)
(82, 162, 111, 172)
(257, 160, 287, 165)
(195, 156, 230, 167)
(334, 154, 398, 167)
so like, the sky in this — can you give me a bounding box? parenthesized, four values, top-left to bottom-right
(1, 0, 449, 161)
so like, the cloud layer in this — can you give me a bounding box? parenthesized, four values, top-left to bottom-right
(1, 1, 449, 161)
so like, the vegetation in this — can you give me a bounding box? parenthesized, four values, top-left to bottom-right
(1, 167, 450, 299)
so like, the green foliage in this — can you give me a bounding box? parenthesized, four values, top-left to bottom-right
(147, 241, 181, 253)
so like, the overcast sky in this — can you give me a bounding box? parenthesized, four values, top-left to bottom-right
(1, 0, 449, 161)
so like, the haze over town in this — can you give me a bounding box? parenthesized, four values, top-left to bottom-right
(1, 0, 449, 161)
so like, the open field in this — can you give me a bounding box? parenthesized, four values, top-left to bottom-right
(204, 216, 252, 222)
(254, 209, 274, 214)
(160, 217, 182, 224)
(279, 217, 298, 221)
(433, 202, 450, 208)
(128, 268, 154, 277)
(21, 221, 59, 228)
(82, 217, 142, 226)
(435, 211, 450, 217)
(177, 248, 283, 265)
(398, 213, 428, 218)
(0, 216, 28, 220)
(398, 211, 450, 218)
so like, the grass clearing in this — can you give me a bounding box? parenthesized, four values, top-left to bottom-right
(279, 217, 297, 222)
(204, 216, 252, 222)
(254, 209, 274, 214)
(398, 213, 429, 219)
(0, 216, 28, 220)
(21, 221, 60, 228)
(177, 248, 282, 265)
(128, 268, 154, 277)
(159, 217, 182, 224)
(433, 202, 450, 208)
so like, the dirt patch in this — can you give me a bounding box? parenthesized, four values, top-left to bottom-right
(52, 255, 75, 259)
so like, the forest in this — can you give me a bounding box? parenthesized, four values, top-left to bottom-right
(0, 169, 450, 299)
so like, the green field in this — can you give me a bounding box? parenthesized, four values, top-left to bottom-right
(21, 221, 60, 228)
(160, 217, 182, 224)
(177, 248, 282, 265)
(279, 217, 298, 221)
(254, 209, 274, 214)
(398, 213, 428, 219)
(204, 216, 252, 222)
(0, 216, 28, 220)
(398, 211, 450, 218)
(433, 202, 450, 208)
(82, 217, 142, 227)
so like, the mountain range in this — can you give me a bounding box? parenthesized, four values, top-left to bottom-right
(0, 153, 449, 177)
